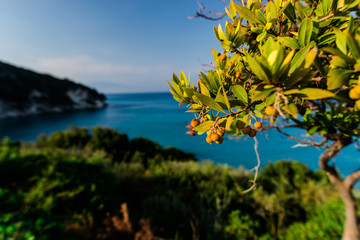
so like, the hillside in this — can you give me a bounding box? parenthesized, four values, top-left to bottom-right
(0, 61, 106, 118)
(0, 127, 344, 240)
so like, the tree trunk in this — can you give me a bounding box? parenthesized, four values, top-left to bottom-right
(318, 138, 359, 240)
(336, 180, 359, 240)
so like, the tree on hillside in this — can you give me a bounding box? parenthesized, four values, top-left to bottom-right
(168, 0, 360, 239)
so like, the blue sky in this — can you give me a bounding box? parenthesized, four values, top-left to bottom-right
(0, 0, 227, 93)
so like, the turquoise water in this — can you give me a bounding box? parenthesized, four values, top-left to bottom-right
(1, 92, 359, 176)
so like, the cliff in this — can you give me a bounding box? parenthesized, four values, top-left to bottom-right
(0, 61, 106, 118)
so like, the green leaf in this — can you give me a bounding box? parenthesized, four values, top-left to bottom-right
(212, 49, 219, 64)
(254, 110, 263, 118)
(286, 71, 316, 88)
(307, 126, 319, 135)
(255, 102, 266, 111)
(284, 88, 335, 100)
(193, 120, 214, 132)
(304, 47, 318, 69)
(172, 73, 180, 84)
(232, 85, 248, 103)
(277, 37, 300, 49)
(335, 29, 348, 55)
(229, 0, 237, 18)
(194, 92, 225, 113)
(346, 31, 360, 59)
(327, 69, 354, 89)
(282, 103, 299, 118)
(246, 54, 270, 82)
(330, 56, 348, 69)
(225, 116, 234, 130)
(256, 31, 267, 42)
(252, 88, 276, 102)
(170, 79, 183, 96)
(295, 2, 305, 19)
(289, 45, 311, 74)
(322, 47, 356, 64)
(265, 92, 276, 105)
(283, 3, 297, 23)
(315, 0, 332, 16)
(278, 50, 295, 77)
(199, 82, 211, 97)
(298, 19, 313, 48)
(317, 32, 336, 47)
(234, 4, 263, 24)
(182, 87, 194, 98)
(255, 10, 266, 25)
(214, 27, 221, 41)
(215, 87, 231, 111)
(265, 1, 277, 21)
(217, 24, 225, 40)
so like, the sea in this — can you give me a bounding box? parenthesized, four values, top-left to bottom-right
(1, 92, 359, 176)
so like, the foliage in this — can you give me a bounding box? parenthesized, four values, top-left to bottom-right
(281, 199, 346, 240)
(35, 126, 195, 164)
(0, 130, 342, 239)
(168, 0, 360, 142)
(169, 1, 360, 238)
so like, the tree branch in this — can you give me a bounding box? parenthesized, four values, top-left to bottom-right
(319, 137, 352, 186)
(344, 168, 360, 190)
(275, 126, 328, 148)
(188, 0, 228, 20)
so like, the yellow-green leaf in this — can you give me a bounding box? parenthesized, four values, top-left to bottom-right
(232, 85, 248, 103)
(193, 120, 214, 132)
(277, 37, 300, 49)
(282, 103, 299, 118)
(194, 92, 225, 113)
(327, 69, 354, 89)
(289, 45, 311, 74)
(225, 116, 234, 130)
(247, 54, 270, 82)
(199, 82, 211, 97)
(298, 18, 313, 47)
(234, 4, 263, 24)
(284, 88, 335, 99)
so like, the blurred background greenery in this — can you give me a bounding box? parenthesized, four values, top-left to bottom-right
(0, 126, 351, 240)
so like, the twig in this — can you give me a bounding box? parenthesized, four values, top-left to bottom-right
(188, 0, 228, 20)
(318, 7, 346, 22)
(242, 136, 261, 194)
(275, 127, 328, 148)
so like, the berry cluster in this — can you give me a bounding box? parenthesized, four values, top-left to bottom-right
(189, 117, 263, 144)
(241, 121, 262, 138)
(206, 127, 225, 144)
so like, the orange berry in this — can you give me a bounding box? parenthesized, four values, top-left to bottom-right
(235, 71, 241, 78)
(211, 133, 221, 142)
(265, 106, 275, 116)
(254, 122, 262, 129)
(215, 135, 224, 144)
(353, 85, 360, 94)
(242, 126, 250, 135)
(219, 54, 226, 61)
(191, 119, 200, 128)
(206, 135, 213, 144)
(249, 129, 257, 137)
(217, 127, 226, 136)
(349, 88, 360, 100)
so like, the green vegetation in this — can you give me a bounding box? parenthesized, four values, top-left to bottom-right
(0, 127, 348, 239)
(168, 0, 360, 238)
